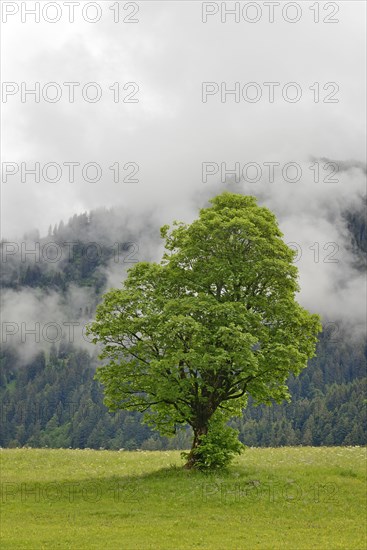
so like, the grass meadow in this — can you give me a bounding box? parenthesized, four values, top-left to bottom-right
(0, 446, 366, 549)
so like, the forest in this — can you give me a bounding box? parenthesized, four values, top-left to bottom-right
(1, 199, 366, 450)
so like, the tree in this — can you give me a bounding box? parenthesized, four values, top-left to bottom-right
(88, 193, 321, 469)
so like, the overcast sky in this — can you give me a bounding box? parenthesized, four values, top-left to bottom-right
(1, 1, 366, 333)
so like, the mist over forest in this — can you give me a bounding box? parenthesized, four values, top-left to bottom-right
(1, 170, 366, 450)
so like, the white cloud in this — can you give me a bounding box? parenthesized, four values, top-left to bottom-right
(1, 1, 366, 340)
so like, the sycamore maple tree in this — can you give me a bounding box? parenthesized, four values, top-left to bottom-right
(88, 193, 321, 469)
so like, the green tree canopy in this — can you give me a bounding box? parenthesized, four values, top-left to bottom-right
(88, 192, 321, 469)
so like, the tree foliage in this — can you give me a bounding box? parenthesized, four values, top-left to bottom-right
(89, 193, 321, 469)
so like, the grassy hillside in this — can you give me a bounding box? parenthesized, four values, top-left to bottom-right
(1, 447, 366, 549)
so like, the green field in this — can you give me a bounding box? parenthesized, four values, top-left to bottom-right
(1, 447, 366, 549)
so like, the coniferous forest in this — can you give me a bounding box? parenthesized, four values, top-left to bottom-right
(1, 201, 366, 450)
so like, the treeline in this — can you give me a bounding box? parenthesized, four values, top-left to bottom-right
(1, 332, 365, 450)
(0, 209, 139, 293)
(0, 345, 192, 451)
(0, 204, 366, 450)
(235, 379, 366, 447)
(344, 195, 367, 269)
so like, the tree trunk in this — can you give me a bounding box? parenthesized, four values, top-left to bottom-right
(184, 425, 208, 469)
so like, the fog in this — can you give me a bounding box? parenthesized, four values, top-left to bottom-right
(1, 1, 366, 361)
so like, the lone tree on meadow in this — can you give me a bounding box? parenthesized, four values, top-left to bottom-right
(88, 193, 321, 469)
